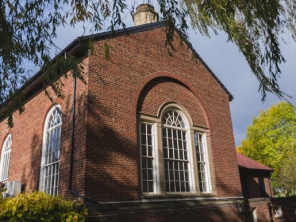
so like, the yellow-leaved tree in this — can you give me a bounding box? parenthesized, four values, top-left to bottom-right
(237, 101, 296, 196)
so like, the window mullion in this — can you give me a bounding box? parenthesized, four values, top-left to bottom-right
(41, 106, 62, 196)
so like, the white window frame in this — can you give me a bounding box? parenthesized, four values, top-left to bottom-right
(0, 134, 12, 186)
(161, 109, 195, 194)
(138, 104, 213, 197)
(39, 105, 62, 196)
(195, 132, 212, 193)
(139, 121, 158, 194)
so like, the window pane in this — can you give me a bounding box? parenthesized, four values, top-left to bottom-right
(147, 125, 151, 134)
(195, 133, 210, 193)
(169, 149, 173, 159)
(148, 146, 153, 157)
(42, 106, 62, 196)
(143, 181, 148, 192)
(169, 161, 173, 169)
(142, 145, 147, 156)
(163, 138, 167, 148)
(148, 170, 153, 180)
(148, 182, 154, 192)
(0, 135, 12, 184)
(142, 169, 147, 180)
(164, 148, 168, 158)
(165, 181, 170, 192)
(165, 170, 169, 180)
(170, 182, 175, 192)
(181, 182, 185, 192)
(162, 128, 167, 137)
(173, 139, 177, 148)
(142, 159, 147, 168)
(174, 149, 178, 159)
(141, 135, 146, 144)
(147, 159, 153, 168)
(168, 129, 172, 137)
(147, 135, 152, 145)
(141, 124, 146, 133)
(162, 114, 190, 193)
(173, 130, 177, 138)
(140, 123, 155, 193)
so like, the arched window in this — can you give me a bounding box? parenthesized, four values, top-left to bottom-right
(40, 105, 62, 196)
(139, 104, 212, 196)
(0, 134, 12, 185)
(162, 110, 191, 193)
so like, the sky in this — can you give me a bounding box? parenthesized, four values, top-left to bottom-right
(30, 1, 296, 148)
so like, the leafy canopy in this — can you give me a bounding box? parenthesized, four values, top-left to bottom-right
(278, 140, 296, 196)
(1, 0, 296, 126)
(237, 101, 296, 192)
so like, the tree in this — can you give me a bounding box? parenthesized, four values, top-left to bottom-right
(278, 140, 296, 196)
(1, 0, 296, 126)
(237, 101, 296, 194)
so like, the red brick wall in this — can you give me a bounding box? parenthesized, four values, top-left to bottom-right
(0, 25, 242, 203)
(264, 177, 273, 197)
(85, 26, 241, 201)
(87, 200, 244, 222)
(240, 174, 273, 198)
(247, 177, 261, 198)
(247, 197, 296, 222)
(138, 78, 207, 127)
(0, 58, 89, 198)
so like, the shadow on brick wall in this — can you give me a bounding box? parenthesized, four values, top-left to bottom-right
(71, 93, 245, 221)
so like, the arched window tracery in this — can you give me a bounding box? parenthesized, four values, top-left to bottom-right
(40, 105, 62, 196)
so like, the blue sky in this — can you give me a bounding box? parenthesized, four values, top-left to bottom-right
(29, 2, 296, 147)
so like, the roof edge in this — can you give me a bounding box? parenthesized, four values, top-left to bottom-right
(1, 22, 234, 122)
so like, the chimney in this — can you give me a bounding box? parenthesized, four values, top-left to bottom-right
(132, 4, 159, 26)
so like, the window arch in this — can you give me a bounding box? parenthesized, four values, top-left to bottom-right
(0, 134, 12, 185)
(162, 110, 191, 193)
(139, 104, 212, 196)
(40, 105, 62, 196)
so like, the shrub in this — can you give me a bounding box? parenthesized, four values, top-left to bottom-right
(0, 191, 88, 221)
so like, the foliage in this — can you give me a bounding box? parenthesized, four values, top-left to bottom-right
(237, 101, 296, 193)
(184, 0, 289, 101)
(278, 140, 296, 196)
(0, 191, 88, 221)
(1, 0, 296, 126)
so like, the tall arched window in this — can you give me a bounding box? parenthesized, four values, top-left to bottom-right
(162, 110, 190, 192)
(40, 105, 62, 196)
(139, 103, 213, 196)
(162, 110, 191, 193)
(0, 134, 12, 185)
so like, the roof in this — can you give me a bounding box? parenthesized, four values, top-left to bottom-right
(237, 153, 272, 171)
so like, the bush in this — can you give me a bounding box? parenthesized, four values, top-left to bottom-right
(0, 191, 88, 221)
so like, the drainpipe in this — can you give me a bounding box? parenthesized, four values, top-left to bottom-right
(66, 52, 141, 206)
(68, 75, 97, 204)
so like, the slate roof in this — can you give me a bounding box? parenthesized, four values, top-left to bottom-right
(237, 153, 272, 171)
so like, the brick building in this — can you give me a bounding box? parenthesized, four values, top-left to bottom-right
(1, 4, 296, 222)
(237, 153, 273, 199)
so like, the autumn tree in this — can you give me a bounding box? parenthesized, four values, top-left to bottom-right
(237, 101, 296, 194)
(1, 0, 296, 126)
(278, 140, 296, 196)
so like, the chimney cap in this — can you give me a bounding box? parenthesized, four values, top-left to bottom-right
(132, 4, 159, 25)
(135, 4, 155, 11)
